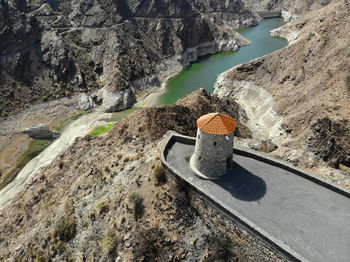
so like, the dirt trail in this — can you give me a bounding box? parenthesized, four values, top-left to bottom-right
(0, 111, 111, 211)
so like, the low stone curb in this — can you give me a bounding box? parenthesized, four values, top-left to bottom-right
(161, 132, 350, 262)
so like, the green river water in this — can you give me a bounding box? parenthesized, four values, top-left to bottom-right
(157, 18, 287, 105)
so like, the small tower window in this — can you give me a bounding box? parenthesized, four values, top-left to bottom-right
(213, 141, 217, 146)
(198, 134, 200, 139)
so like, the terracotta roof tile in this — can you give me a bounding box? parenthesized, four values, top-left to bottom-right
(197, 113, 237, 135)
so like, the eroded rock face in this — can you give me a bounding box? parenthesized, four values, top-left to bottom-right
(242, 0, 333, 14)
(0, 0, 258, 117)
(77, 94, 95, 111)
(23, 124, 60, 140)
(99, 88, 136, 112)
(214, 0, 350, 167)
(307, 117, 350, 167)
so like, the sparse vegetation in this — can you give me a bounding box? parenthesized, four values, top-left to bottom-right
(202, 234, 236, 262)
(103, 231, 118, 254)
(129, 192, 144, 220)
(53, 201, 77, 243)
(89, 123, 114, 136)
(96, 201, 109, 214)
(132, 228, 166, 261)
(88, 210, 96, 221)
(152, 162, 167, 186)
(272, 35, 288, 42)
(58, 161, 64, 169)
(0, 139, 51, 190)
(339, 163, 350, 174)
(117, 152, 123, 159)
(53, 110, 90, 133)
(102, 108, 140, 123)
(54, 217, 77, 242)
(104, 166, 111, 173)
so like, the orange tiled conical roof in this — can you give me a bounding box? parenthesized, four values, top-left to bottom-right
(197, 113, 237, 135)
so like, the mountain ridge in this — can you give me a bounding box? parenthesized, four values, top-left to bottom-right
(0, 0, 258, 117)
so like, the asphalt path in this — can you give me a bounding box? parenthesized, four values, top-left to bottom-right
(166, 141, 350, 262)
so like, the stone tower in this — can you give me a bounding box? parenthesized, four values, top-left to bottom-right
(190, 113, 237, 179)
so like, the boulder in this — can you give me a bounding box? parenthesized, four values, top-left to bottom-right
(248, 139, 278, 153)
(281, 11, 299, 22)
(77, 94, 95, 111)
(100, 88, 136, 113)
(23, 124, 60, 140)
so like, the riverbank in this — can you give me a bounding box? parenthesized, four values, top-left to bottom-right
(157, 18, 287, 105)
(134, 37, 249, 108)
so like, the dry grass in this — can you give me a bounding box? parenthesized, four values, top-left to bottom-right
(0, 139, 51, 190)
(152, 162, 167, 186)
(96, 201, 109, 214)
(129, 192, 144, 220)
(103, 231, 118, 254)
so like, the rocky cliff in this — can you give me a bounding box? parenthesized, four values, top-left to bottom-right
(0, 0, 258, 117)
(242, 0, 333, 14)
(214, 0, 350, 170)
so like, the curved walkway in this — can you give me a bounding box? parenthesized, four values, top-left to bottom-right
(161, 133, 350, 262)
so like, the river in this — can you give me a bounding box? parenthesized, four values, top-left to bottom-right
(0, 18, 287, 211)
(157, 18, 287, 105)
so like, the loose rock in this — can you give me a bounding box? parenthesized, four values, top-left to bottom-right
(23, 124, 60, 140)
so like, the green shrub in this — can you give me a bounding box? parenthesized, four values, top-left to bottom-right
(103, 232, 117, 254)
(58, 161, 64, 169)
(89, 124, 114, 136)
(54, 217, 77, 242)
(96, 201, 109, 214)
(129, 192, 144, 220)
(153, 162, 166, 185)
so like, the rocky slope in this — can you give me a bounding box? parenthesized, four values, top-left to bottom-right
(242, 0, 333, 14)
(0, 90, 289, 262)
(214, 0, 350, 171)
(0, 0, 259, 117)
